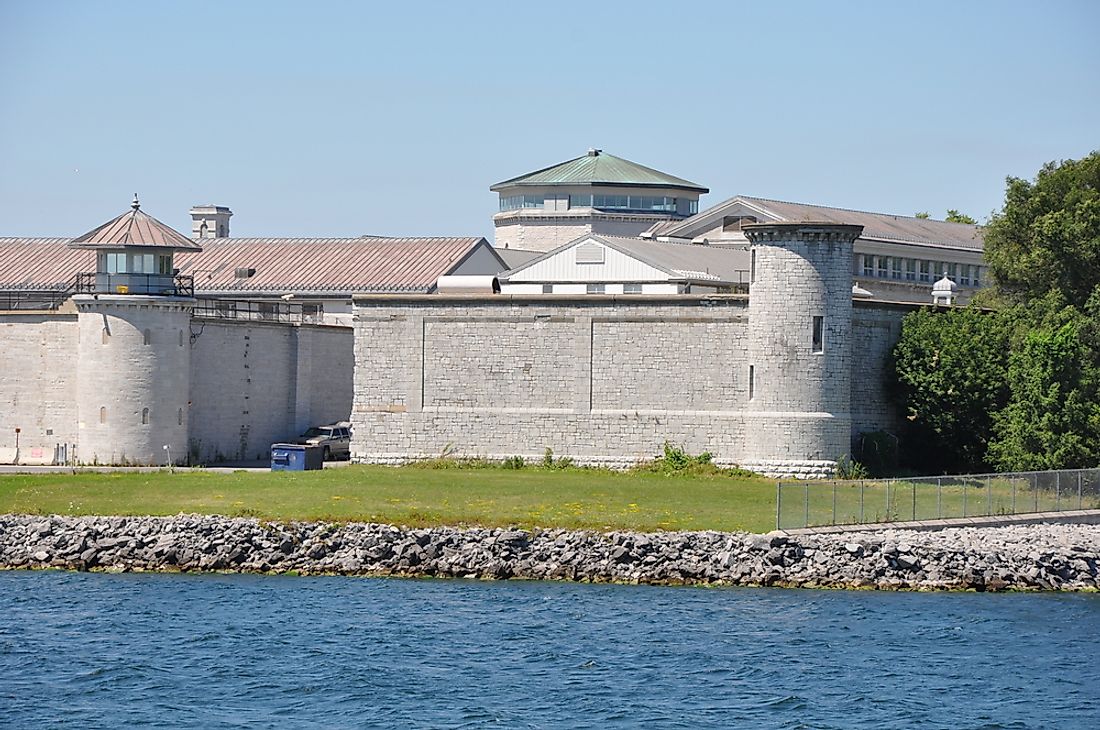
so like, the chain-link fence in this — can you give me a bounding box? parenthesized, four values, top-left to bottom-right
(776, 468, 1100, 531)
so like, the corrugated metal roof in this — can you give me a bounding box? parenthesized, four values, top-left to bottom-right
(491, 150, 708, 192)
(0, 236, 493, 294)
(69, 198, 203, 250)
(503, 234, 748, 285)
(657, 195, 984, 250)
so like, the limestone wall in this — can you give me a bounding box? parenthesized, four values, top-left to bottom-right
(850, 302, 909, 437)
(352, 295, 752, 466)
(188, 320, 352, 463)
(0, 312, 79, 462)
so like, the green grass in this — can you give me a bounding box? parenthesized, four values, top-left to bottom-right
(0, 464, 778, 533)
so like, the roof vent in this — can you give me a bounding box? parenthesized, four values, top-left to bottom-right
(587, 148, 601, 157)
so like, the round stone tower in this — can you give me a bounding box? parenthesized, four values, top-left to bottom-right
(69, 196, 202, 465)
(741, 221, 863, 478)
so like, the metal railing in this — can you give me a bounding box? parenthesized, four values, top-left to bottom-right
(0, 288, 73, 310)
(777, 468, 1100, 530)
(192, 298, 321, 324)
(75, 272, 195, 297)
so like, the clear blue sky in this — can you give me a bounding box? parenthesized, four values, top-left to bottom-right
(1, 0, 1097, 239)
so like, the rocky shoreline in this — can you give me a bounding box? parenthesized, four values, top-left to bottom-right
(1, 514, 1098, 591)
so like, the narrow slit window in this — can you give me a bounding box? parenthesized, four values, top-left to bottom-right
(750, 249, 756, 284)
(143, 329, 151, 346)
(99, 407, 107, 424)
(748, 365, 755, 400)
(178, 408, 183, 426)
(141, 408, 149, 425)
(812, 316, 824, 353)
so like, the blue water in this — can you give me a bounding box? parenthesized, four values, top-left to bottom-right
(0, 572, 1097, 729)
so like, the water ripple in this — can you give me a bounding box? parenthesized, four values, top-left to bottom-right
(0, 573, 1097, 728)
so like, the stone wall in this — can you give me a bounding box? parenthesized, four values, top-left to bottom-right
(352, 295, 752, 466)
(0, 312, 79, 462)
(189, 320, 352, 463)
(351, 294, 919, 471)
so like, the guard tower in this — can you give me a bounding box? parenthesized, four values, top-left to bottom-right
(68, 196, 201, 465)
(741, 222, 863, 478)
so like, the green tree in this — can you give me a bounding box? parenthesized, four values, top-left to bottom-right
(987, 310, 1100, 470)
(983, 151, 1100, 308)
(945, 209, 977, 224)
(914, 211, 931, 219)
(891, 307, 1012, 472)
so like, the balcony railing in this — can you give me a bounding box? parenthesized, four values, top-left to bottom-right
(75, 272, 195, 297)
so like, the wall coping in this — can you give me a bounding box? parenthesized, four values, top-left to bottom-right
(352, 293, 750, 305)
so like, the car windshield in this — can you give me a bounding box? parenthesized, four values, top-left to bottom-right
(302, 427, 331, 438)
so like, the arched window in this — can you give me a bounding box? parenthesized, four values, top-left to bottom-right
(143, 329, 151, 345)
(178, 329, 184, 347)
(99, 407, 107, 424)
(142, 408, 150, 425)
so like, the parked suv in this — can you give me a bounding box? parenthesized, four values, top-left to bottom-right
(295, 423, 351, 461)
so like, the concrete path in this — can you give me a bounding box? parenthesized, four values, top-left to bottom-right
(777, 508, 1100, 536)
(0, 460, 354, 475)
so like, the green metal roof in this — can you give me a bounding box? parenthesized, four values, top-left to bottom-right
(491, 149, 708, 193)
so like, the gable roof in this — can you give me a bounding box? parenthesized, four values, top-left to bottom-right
(653, 195, 984, 250)
(493, 247, 544, 270)
(502, 234, 748, 286)
(0, 236, 500, 294)
(69, 198, 202, 251)
(491, 150, 708, 193)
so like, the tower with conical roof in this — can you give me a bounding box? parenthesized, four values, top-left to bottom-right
(490, 149, 708, 252)
(69, 196, 198, 465)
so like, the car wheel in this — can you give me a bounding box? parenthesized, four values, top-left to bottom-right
(323, 446, 331, 462)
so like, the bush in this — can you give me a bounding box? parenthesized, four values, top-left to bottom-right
(833, 454, 869, 480)
(502, 455, 526, 470)
(853, 431, 899, 476)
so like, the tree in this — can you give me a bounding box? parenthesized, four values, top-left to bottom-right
(915, 211, 931, 219)
(987, 310, 1100, 470)
(983, 151, 1100, 308)
(945, 209, 976, 224)
(891, 307, 1012, 472)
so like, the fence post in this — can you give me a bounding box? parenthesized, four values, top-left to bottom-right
(912, 482, 916, 521)
(937, 477, 942, 519)
(1034, 473, 1039, 513)
(1012, 478, 1016, 515)
(986, 476, 991, 516)
(1056, 472, 1061, 512)
(963, 480, 967, 518)
(860, 480, 865, 523)
(1079, 472, 1084, 511)
(776, 481, 782, 531)
(804, 480, 810, 528)
(886, 480, 891, 521)
(832, 481, 837, 525)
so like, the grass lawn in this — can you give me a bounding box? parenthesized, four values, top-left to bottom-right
(0, 464, 779, 534)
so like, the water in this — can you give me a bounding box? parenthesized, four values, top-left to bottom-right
(1, 572, 1097, 729)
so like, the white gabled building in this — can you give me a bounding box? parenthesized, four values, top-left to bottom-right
(498, 234, 749, 295)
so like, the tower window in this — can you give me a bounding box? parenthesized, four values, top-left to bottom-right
(750, 249, 756, 284)
(143, 329, 151, 345)
(748, 365, 755, 400)
(178, 408, 184, 426)
(142, 408, 149, 425)
(99, 407, 107, 424)
(812, 316, 824, 353)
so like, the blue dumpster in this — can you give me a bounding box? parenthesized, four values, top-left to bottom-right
(271, 443, 324, 471)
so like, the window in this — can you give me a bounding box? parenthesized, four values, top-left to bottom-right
(586, 283, 605, 294)
(143, 329, 151, 345)
(890, 257, 903, 280)
(748, 365, 755, 400)
(918, 260, 931, 283)
(946, 262, 957, 280)
(99, 407, 107, 424)
(861, 254, 874, 277)
(141, 408, 149, 425)
(876, 256, 888, 279)
(106, 252, 125, 273)
(159, 255, 173, 275)
(688, 200, 699, 215)
(541, 284, 553, 294)
(178, 330, 184, 347)
(177, 408, 183, 426)
(973, 267, 982, 287)
(905, 259, 917, 281)
(623, 283, 642, 294)
(569, 194, 592, 208)
(812, 316, 824, 353)
(499, 195, 544, 211)
(750, 249, 756, 284)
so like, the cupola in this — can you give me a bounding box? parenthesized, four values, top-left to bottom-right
(69, 195, 202, 296)
(932, 272, 957, 306)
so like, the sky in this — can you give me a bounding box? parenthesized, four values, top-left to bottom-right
(0, 0, 1097, 240)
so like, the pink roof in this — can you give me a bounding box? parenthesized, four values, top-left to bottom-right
(0, 236, 495, 294)
(69, 199, 202, 251)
